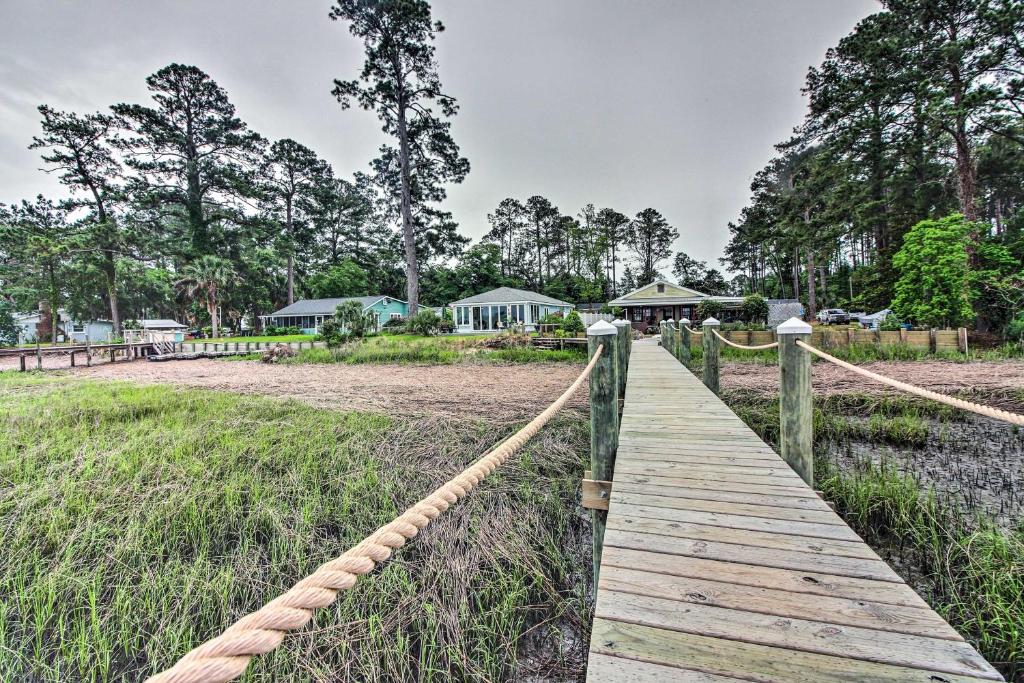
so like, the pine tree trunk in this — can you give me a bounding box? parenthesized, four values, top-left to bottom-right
(396, 101, 419, 315)
(103, 250, 121, 334)
(806, 251, 817, 321)
(286, 199, 295, 305)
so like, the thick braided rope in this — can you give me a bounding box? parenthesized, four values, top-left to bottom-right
(711, 328, 779, 351)
(146, 345, 604, 683)
(796, 340, 1024, 426)
(682, 326, 703, 336)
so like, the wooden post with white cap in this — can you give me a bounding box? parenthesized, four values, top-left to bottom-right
(778, 316, 813, 486)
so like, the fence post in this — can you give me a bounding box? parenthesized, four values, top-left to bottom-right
(587, 320, 619, 586)
(777, 317, 813, 487)
(702, 317, 721, 394)
(612, 319, 631, 402)
(928, 328, 937, 354)
(958, 327, 968, 354)
(36, 341, 42, 370)
(678, 318, 692, 364)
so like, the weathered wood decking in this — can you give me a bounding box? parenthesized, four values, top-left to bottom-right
(586, 340, 1003, 682)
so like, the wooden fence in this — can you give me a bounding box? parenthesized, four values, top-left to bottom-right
(716, 327, 969, 353)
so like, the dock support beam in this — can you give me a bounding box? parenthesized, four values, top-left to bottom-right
(587, 320, 619, 586)
(778, 317, 813, 486)
(678, 317, 692, 364)
(665, 318, 676, 358)
(612, 319, 631, 403)
(702, 317, 720, 395)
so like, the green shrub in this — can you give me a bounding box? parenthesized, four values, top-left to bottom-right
(405, 310, 441, 336)
(879, 314, 904, 331)
(316, 319, 350, 348)
(561, 310, 585, 335)
(696, 298, 724, 321)
(741, 294, 769, 324)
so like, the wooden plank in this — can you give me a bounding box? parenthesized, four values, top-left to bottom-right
(611, 479, 834, 511)
(600, 565, 960, 640)
(610, 490, 843, 524)
(590, 620, 997, 683)
(603, 529, 898, 582)
(609, 501, 863, 542)
(586, 653, 746, 682)
(596, 592, 997, 678)
(615, 472, 815, 498)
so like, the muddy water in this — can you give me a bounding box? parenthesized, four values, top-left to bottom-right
(823, 415, 1024, 527)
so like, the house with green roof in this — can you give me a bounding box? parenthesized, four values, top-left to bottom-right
(449, 287, 574, 334)
(261, 296, 409, 334)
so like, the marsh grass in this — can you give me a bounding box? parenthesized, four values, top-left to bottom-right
(724, 391, 954, 447)
(0, 374, 592, 682)
(283, 336, 586, 366)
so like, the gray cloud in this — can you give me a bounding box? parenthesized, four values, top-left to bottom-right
(0, 0, 877, 270)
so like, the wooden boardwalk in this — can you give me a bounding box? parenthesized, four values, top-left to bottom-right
(586, 340, 1003, 682)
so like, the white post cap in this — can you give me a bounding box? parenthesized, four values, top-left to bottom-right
(612, 318, 631, 327)
(680, 318, 690, 325)
(587, 319, 618, 336)
(666, 318, 675, 323)
(777, 317, 812, 335)
(702, 317, 720, 327)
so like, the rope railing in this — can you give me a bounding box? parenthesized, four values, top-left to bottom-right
(711, 328, 779, 351)
(682, 326, 702, 336)
(146, 345, 605, 683)
(795, 339, 1024, 427)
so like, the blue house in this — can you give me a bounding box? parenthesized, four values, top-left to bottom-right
(261, 296, 409, 334)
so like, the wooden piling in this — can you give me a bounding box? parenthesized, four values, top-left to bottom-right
(612, 319, 631, 401)
(777, 317, 813, 487)
(958, 327, 968, 354)
(678, 318, 692, 364)
(70, 351, 76, 367)
(701, 317, 720, 395)
(587, 320, 619, 585)
(19, 353, 26, 372)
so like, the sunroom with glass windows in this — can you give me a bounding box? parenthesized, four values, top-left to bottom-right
(449, 287, 573, 334)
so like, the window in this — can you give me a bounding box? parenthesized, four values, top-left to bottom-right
(72, 323, 85, 333)
(530, 304, 539, 323)
(657, 283, 665, 293)
(390, 313, 402, 320)
(632, 308, 643, 322)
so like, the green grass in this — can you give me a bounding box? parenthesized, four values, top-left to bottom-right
(280, 335, 585, 365)
(724, 391, 948, 448)
(0, 374, 591, 681)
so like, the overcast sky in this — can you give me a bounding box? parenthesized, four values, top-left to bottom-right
(0, 0, 878, 270)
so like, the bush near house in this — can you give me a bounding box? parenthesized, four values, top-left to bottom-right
(696, 298, 724, 321)
(405, 310, 441, 336)
(561, 310, 585, 335)
(741, 294, 769, 324)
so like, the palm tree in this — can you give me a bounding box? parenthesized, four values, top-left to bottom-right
(175, 256, 233, 338)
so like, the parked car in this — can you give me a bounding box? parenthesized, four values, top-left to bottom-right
(816, 309, 850, 325)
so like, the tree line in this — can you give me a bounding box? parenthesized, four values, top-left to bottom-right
(0, 0, 471, 340)
(722, 0, 1024, 334)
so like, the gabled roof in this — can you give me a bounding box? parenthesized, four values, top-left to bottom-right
(268, 296, 406, 316)
(608, 279, 715, 306)
(450, 287, 573, 307)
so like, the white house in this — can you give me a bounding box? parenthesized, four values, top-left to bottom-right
(449, 287, 574, 334)
(14, 309, 113, 344)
